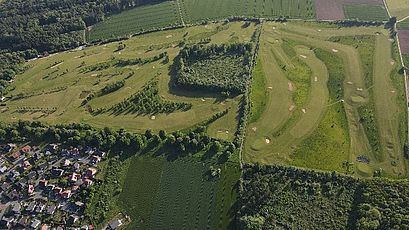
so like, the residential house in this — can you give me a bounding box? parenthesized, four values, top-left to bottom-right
(83, 178, 93, 187)
(108, 219, 123, 229)
(52, 168, 64, 177)
(47, 205, 56, 215)
(20, 145, 32, 153)
(11, 202, 21, 214)
(1, 216, 15, 228)
(90, 156, 101, 165)
(61, 190, 72, 199)
(26, 202, 37, 213)
(85, 168, 97, 178)
(31, 219, 41, 229)
(70, 173, 81, 183)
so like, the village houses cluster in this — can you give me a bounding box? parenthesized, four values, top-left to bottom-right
(0, 143, 105, 229)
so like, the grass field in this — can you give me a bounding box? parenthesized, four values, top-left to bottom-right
(386, 0, 409, 20)
(2, 22, 256, 136)
(88, 1, 182, 41)
(244, 22, 408, 178)
(398, 19, 409, 29)
(344, 4, 389, 21)
(116, 155, 240, 229)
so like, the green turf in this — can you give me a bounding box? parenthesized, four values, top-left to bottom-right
(397, 19, 409, 29)
(344, 4, 389, 22)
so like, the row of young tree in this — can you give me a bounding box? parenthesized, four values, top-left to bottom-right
(92, 79, 192, 116)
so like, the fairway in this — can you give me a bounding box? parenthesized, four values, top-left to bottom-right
(2, 22, 255, 136)
(244, 22, 408, 177)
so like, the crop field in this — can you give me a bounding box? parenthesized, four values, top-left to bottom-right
(315, 0, 387, 21)
(2, 22, 256, 138)
(180, 0, 315, 23)
(88, 1, 181, 41)
(244, 22, 408, 178)
(117, 155, 240, 229)
(386, 0, 409, 20)
(344, 4, 389, 21)
(399, 30, 409, 54)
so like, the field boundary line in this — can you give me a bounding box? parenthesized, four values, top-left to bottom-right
(176, 0, 186, 27)
(398, 16, 409, 23)
(382, 0, 392, 18)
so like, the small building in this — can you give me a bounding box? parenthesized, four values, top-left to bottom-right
(68, 215, 79, 225)
(63, 159, 71, 167)
(39, 179, 48, 188)
(90, 156, 101, 165)
(108, 219, 123, 229)
(1, 217, 15, 228)
(52, 168, 64, 177)
(11, 202, 21, 214)
(20, 145, 32, 153)
(61, 190, 72, 199)
(35, 203, 46, 213)
(83, 178, 93, 187)
(47, 205, 56, 215)
(28, 184, 35, 194)
(31, 219, 41, 229)
(26, 202, 37, 213)
(85, 168, 97, 178)
(70, 173, 81, 183)
(41, 224, 49, 230)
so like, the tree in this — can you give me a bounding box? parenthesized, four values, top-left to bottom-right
(239, 215, 265, 230)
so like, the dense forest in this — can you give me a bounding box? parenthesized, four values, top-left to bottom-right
(0, 0, 169, 93)
(237, 164, 409, 230)
(174, 43, 253, 94)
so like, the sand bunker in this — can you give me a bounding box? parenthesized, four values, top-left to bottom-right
(357, 88, 363, 91)
(288, 82, 294, 91)
(150, 116, 156, 120)
(289, 105, 295, 111)
(201, 98, 206, 102)
(332, 49, 338, 53)
(314, 77, 318, 82)
(390, 61, 395, 65)
(347, 81, 353, 85)
(265, 138, 271, 144)
(166, 35, 173, 38)
(302, 109, 306, 114)
(91, 74, 98, 77)
(252, 127, 257, 132)
(317, 29, 322, 32)
(267, 86, 273, 90)
(300, 55, 307, 59)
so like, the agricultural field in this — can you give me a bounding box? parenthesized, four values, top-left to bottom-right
(315, 0, 388, 21)
(113, 154, 240, 229)
(399, 30, 409, 55)
(385, 0, 409, 20)
(244, 22, 408, 178)
(1, 22, 256, 138)
(179, 0, 315, 23)
(88, 1, 182, 41)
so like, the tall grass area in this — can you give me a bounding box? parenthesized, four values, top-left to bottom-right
(249, 58, 267, 123)
(291, 49, 350, 172)
(88, 1, 181, 41)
